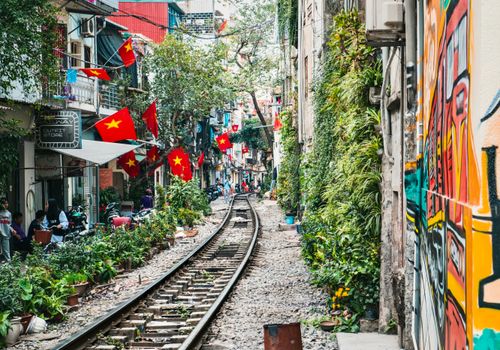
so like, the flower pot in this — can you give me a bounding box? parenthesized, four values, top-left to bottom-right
(6, 318, 23, 346)
(184, 229, 198, 238)
(72, 282, 90, 297)
(320, 320, 336, 332)
(26, 316, 47, 334)
(20, 314, 33, 334)
(66, 294, 79, 306)
(34, 229, 52, 245)
(285, 215, 295, 225)
(123, 257, 132, 271)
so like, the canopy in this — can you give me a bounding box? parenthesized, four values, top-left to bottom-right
(53, 140, 141, 165)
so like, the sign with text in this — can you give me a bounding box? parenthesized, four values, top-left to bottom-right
(36, 110, 82, 149)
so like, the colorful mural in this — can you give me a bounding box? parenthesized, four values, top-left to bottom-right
(406, 0, 500, 348)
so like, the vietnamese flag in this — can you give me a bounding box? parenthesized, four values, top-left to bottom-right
(118, 37, 136, 67)
(80, 68, 111, 81)
(197, 152, 205, 168)
(231, 124, 239, 132)
(147, 146, 159, 163)
(273, 116, 283, 131)
(95, 107, 137, 142)
(118, 151, 139, 177)
(167, 147, 190, 177)
(142, 101, 158, 138)
(217, 19, 228, 34)
(216, 133, 232, 152)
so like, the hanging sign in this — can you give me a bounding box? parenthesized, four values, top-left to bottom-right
(36, 110, 82, 149)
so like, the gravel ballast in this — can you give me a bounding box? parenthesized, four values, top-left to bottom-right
(202, 197, 338, 350)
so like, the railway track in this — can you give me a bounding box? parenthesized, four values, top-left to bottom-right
(53, 195, 259, 350)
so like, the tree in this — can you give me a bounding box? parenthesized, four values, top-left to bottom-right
(0, 0, 59, 194)
(145, 35, 234, 151)
(0, 0, 59, 95)
(230, 118, 268, 151)
(225, 0, 279, 149)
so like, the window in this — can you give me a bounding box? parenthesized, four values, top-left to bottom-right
(304, 56, 309, 99)
(84, 45, 91, 68)
(70, 41, 82, 68)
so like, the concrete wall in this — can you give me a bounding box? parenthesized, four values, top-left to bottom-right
(298, 0, 329, 150)
(404, 0, 500, 348)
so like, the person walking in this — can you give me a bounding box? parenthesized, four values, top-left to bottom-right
(42, 198, 69, 243)
(224, 179, 231, 204)
(0, 198, 16, 262)
(140, 188, 154, 209)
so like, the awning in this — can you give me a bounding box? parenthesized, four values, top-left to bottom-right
(53, 140, 141, 165)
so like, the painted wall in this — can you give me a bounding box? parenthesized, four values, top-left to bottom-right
(406, 0, 500, 348)
(113, 1, 169, 43)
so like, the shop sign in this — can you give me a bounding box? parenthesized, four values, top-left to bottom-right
(36, 110, 82, 149)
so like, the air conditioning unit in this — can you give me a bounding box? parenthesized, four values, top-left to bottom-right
(366, 0, 404, 44)
(81, 18, 95, 37)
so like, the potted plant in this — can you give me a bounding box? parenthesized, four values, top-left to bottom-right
(62, 273, 89, 297)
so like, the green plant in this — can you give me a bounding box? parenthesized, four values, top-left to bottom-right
(299, 10, 382, 322)
(200, 270, 214, 282)
(0, 311, 11, 347)
(100, 186, 121, 205)
(176, 305, 190, 320)
(62, 272, 88, 285)
(94, 261, 117, 283)
(277, 109, 301, 214)
(178, 208, 199, 228)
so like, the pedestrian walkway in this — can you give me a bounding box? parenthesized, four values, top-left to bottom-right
(336, 332, 400, 350)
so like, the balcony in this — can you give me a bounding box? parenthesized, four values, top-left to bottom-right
(43, 73, 121, 115)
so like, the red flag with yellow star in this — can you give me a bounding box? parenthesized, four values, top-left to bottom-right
(118, 151, 139, 177)
(167, 147, 190, 177)
(147, 146, 160, 164)
(216, 133, 232, 152)
(118, 37, 136, 67)
(197, 152, 205, 168)
(80, 68, 111, 81)
(273, 116, 283, 131)
(142, 101, 158, 138)
(95, 108, 137, 142)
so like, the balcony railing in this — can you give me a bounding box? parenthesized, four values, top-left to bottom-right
(43, 73, 95, 106)
(100, 84, 120, 111)
(43, 72, 121, 112)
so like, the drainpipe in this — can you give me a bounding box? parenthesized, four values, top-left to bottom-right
(380, 47, 396, 161)
(405, 0, 421, 348)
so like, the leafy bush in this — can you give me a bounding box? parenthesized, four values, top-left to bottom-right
(166, 177, 211, 216)
(300, 11, 382, 318)
(277, 110, 301, 214)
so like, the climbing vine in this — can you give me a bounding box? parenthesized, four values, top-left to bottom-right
(277, 110, 301, 214)
(301, 11, 383, 318)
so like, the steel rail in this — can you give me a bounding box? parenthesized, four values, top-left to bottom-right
(178, 195, 260, 350)
(52, 196, 237, 350)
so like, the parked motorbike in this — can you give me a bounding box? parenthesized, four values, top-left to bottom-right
(66, 205, 88, 238)
(103, 202, 121, 225)
(133, 207, 154, 222)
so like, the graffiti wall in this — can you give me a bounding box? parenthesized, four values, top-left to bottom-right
(407, 0, 500, 348)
